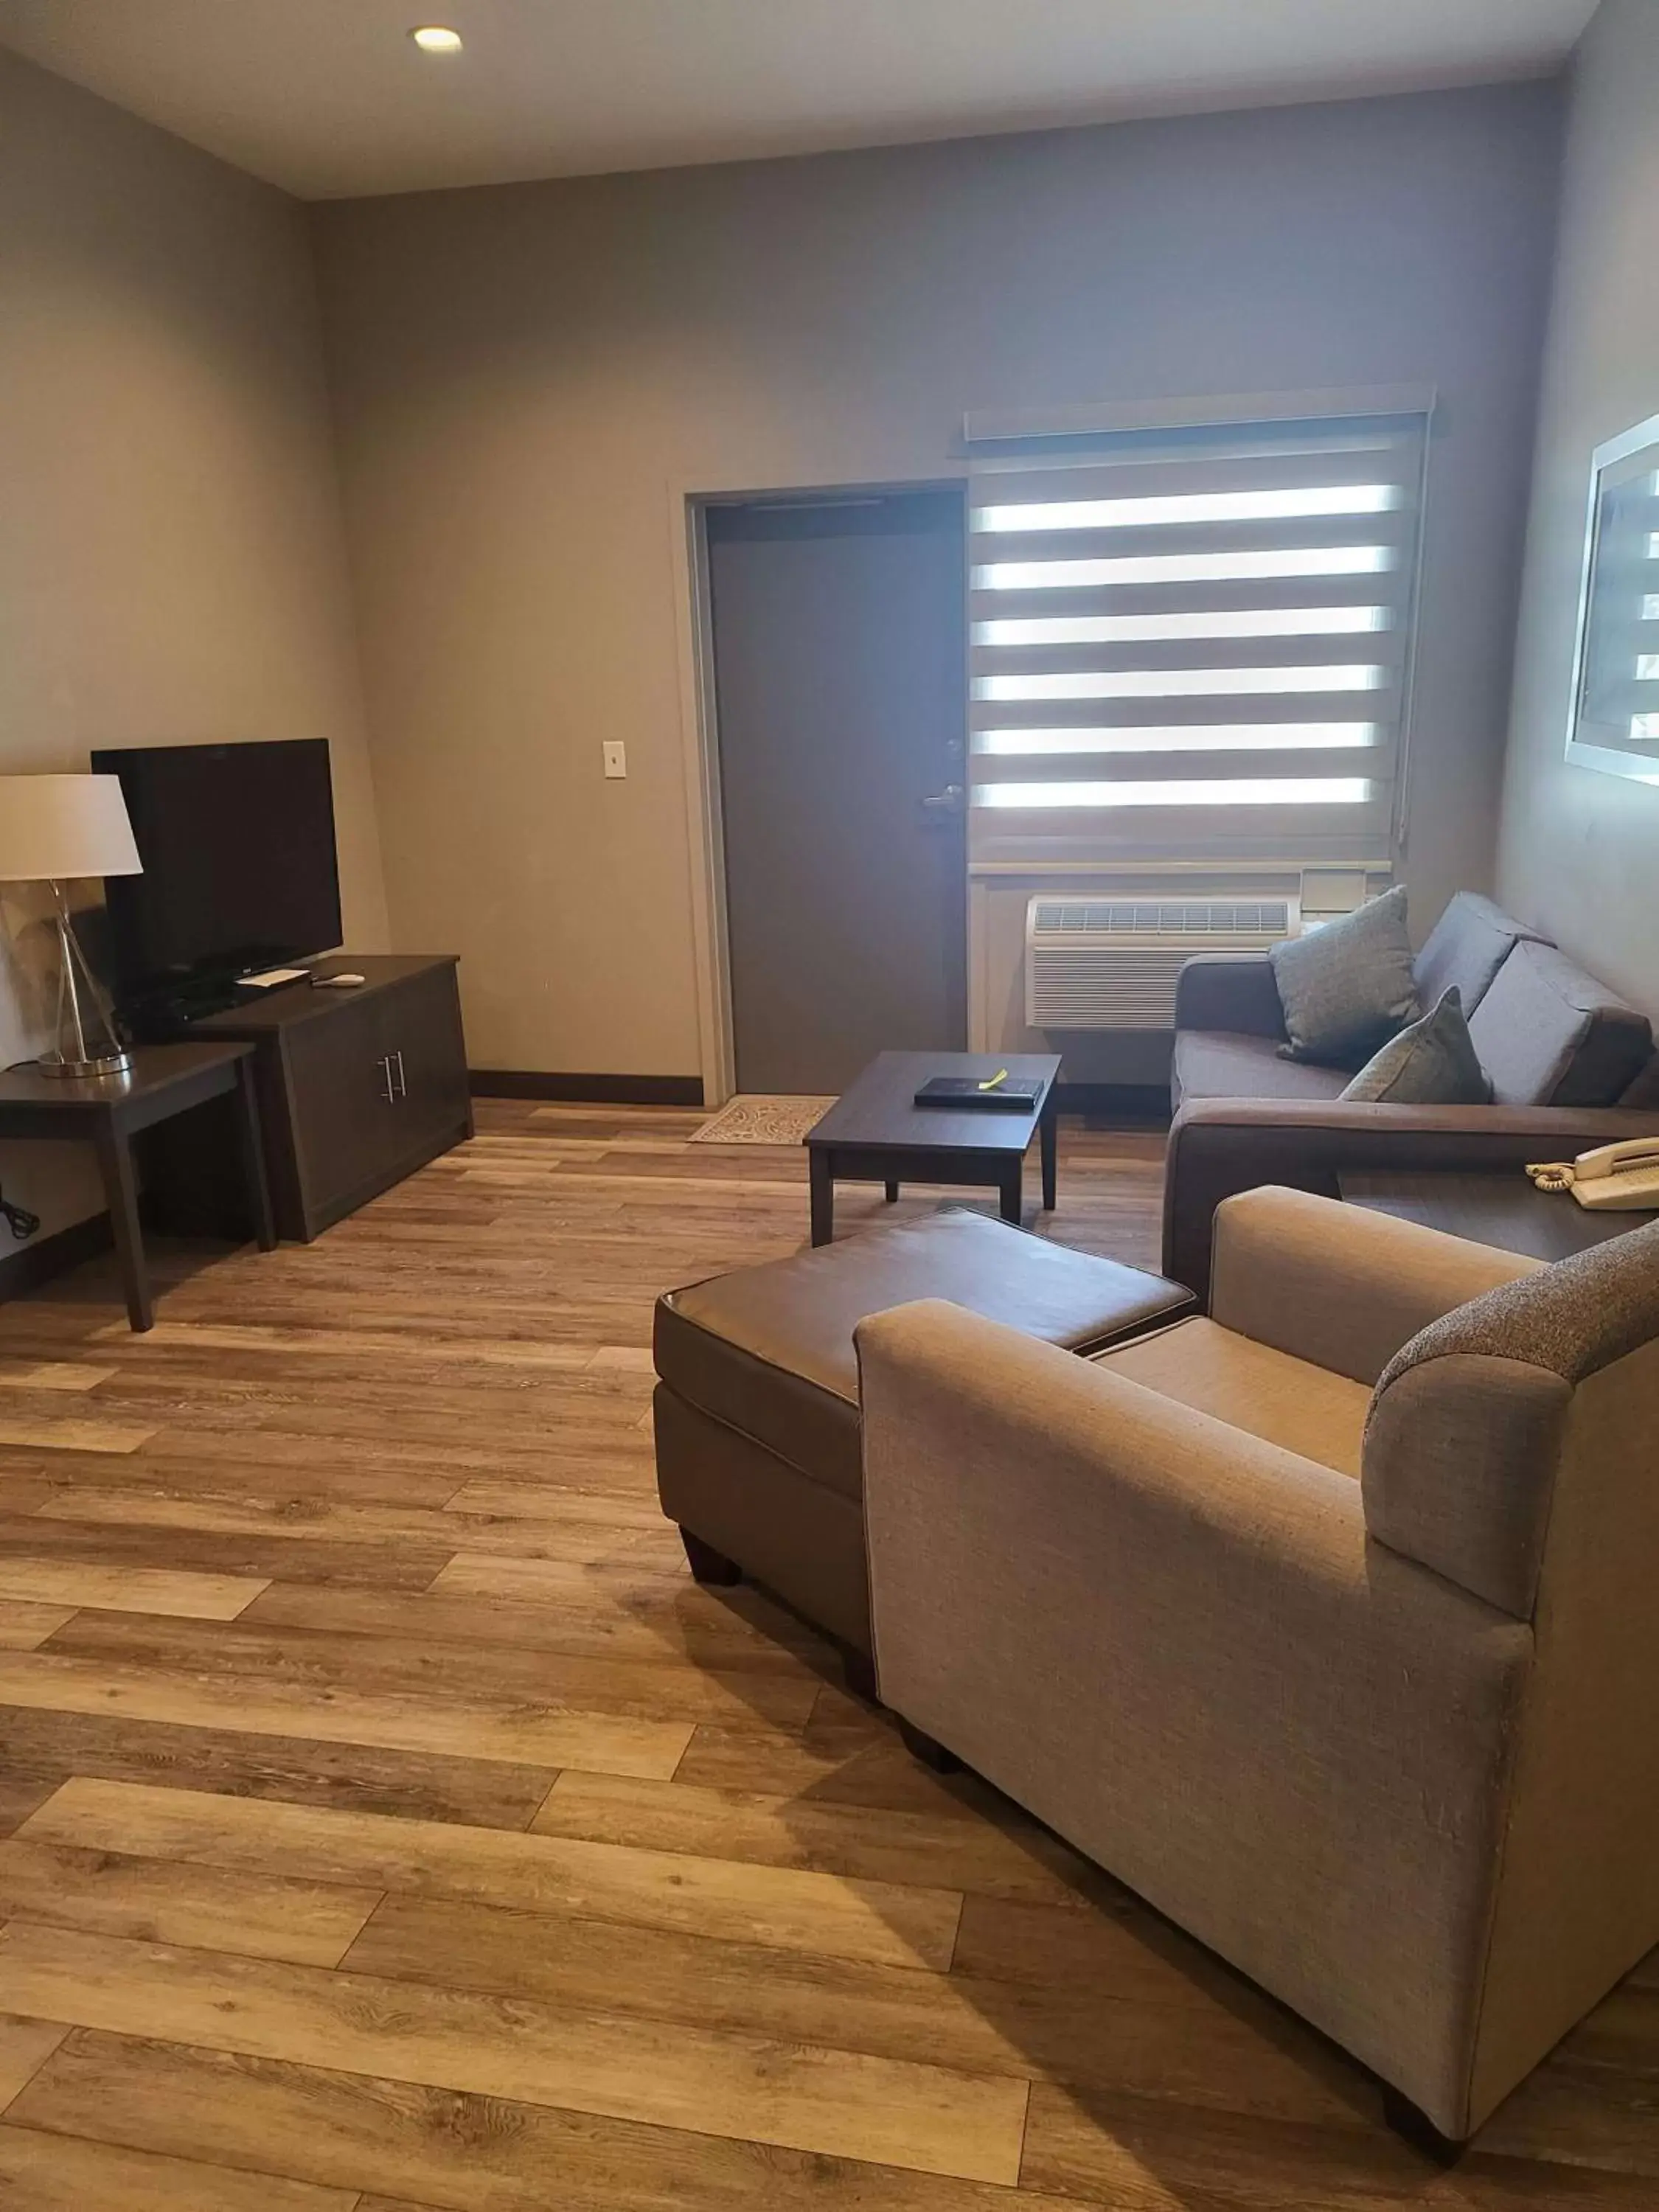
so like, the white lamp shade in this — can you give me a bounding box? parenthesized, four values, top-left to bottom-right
(0, 774, 142, 883)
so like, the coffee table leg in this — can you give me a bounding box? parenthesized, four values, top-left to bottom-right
(999, 1161, 1023, 1226)
(1040, 1087, 1059, 1212)
(884, 1181, 899, 1203)
(809, 1149, 835, 1246)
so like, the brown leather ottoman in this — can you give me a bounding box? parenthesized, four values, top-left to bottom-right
(653, 1208, 1193, 1688)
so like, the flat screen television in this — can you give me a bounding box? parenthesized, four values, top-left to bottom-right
(91, 739, 343, 1004)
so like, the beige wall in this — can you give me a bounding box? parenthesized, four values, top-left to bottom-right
(315, 82, 1562, 1086)
(1496, 0, 1659, 1018)
(0, 51, 389, 1242)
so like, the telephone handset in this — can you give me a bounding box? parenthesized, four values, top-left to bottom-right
(1527, 1140, 1659, 1210)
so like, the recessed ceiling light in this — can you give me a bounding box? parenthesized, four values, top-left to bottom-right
(410, 25, 463, 53)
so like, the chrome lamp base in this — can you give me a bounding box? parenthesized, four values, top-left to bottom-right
(35, 1048, 133, 1080)
(35, 885, 131, 1081)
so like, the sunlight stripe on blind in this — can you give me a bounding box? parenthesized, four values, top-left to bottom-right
(975, 666, 1385, 700)
(974, 722, 1380, 755)
(975, 608, 1390, 645)
(978, 778, 1373, 809)
(973, 546, 1397, 589)
(973, 484, 1401, 532)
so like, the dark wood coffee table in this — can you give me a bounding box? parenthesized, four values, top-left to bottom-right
(804, 1051, 1062, 1246)
(1340, 1171, 1658, 1263)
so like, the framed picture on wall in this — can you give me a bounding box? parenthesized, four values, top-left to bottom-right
(1566, 411, 1659, 783)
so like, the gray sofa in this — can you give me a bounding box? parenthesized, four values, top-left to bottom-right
(1164, 893, 1657, 1300)
(859, 1186, 1659, 2150)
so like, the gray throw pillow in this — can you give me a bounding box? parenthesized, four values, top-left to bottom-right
(1341, 987, 1492, 1105)
(1270, 885, 1419, 1065)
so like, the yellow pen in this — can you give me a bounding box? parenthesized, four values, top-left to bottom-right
(977, 1067, 1009, 1091)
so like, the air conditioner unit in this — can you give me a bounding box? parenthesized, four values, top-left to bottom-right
(1025, 896, 1298, 1029)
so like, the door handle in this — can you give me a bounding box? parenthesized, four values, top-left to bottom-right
(919, 784, 966, 819)
(378, 1055, 395, 1104)
(392, 1048, 407, 1099)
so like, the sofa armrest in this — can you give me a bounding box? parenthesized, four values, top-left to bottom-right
(1173, 952, 1288, 1042)
(855, 1296, 1531, 2138)
(1210, 1186, 1541, 1385)
(1164, 1099, 1659, 1308)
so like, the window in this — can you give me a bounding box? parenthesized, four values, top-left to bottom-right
(965, 397, 1430, 865)
(1565, 415, 1659, 785)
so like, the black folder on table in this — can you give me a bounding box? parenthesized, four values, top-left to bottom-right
(913, 1074, 1042, 1112)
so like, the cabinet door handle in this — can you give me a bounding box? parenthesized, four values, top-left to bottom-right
(392, 1049, 407, 1099)
(378, 1055, 396, 1104)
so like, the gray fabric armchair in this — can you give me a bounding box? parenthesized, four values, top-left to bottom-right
(857, 1186, 1659, 2149)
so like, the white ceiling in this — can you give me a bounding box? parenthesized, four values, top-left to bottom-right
(0, 0, 1599, 203)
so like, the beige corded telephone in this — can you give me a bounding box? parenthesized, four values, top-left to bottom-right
(1527, 1141, 1659, 1210)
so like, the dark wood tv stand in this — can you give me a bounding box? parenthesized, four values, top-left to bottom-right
(162, 955, 472, 1242)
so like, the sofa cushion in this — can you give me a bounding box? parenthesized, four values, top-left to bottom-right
(1269, 885, 1420, 1065)
(654, 1208, 1192, 1501)
(1620, 1054, 1659, 1110)
(1413, 893, 1550, 1018)
(1340, 988, 1491, 1106)
(1095, 1315, 1371, 1477)
(1173, 1028, 1349, 1110)
(1468, 940, 1654, 1107)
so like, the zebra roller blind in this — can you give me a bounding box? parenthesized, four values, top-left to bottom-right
(967, 401, 1430, 866)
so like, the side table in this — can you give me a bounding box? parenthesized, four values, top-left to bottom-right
(0, 1042, 275, 1332)
(1339, 1170, 1658, 1264)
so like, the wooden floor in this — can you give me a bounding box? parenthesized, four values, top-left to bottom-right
(0, 1102, 1655, 2210)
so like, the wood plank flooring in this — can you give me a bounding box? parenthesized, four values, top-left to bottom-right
(0, 1100, 1654, 2207)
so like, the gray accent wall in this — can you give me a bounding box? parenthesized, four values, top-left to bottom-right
(0, 51, 389, 1243)
(313, 83, 1565, 1085)
(1497, 0, 1659, 1020)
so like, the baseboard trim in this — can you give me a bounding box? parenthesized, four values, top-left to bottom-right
(470, 1070, 706, 1107)
(1056, 1082, 1171, 1125)
(0, 1209, 114, 1307)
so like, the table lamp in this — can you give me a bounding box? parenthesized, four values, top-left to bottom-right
(0, 773, 142, 1077)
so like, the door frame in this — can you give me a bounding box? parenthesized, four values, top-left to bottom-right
(669, 467, 969, 1108)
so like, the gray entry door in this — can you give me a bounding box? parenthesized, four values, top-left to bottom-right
(707, 490, 967, 1096)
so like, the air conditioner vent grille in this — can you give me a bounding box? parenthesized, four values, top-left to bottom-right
(1025, 894, 1297, 1030)
(1031, 899, 1290, 937)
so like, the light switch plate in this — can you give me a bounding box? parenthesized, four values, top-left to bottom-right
(602, 741, 627, 779)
